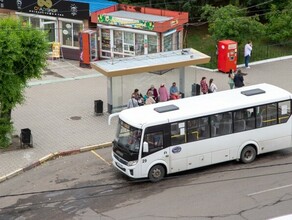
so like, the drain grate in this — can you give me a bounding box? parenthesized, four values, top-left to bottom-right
(70, 116, 81, 120)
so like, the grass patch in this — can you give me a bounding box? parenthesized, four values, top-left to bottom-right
(186, 25, 292, 69)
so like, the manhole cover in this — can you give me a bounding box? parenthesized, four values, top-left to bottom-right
(70, 116, 82, 120)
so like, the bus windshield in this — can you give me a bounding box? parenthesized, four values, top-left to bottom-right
(115, 120, 142, 153)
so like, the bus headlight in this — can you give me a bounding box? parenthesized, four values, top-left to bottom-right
(127, 160, 138, 166)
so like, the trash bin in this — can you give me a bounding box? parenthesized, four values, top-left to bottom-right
(94, 100, 103, 115)
(192, 83, 200, 96)
(20, 128, 33, 148)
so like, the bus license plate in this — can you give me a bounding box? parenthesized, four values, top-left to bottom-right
(116, 162, 124, 169)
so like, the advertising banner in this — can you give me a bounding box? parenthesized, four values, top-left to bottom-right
(1, 0, 89, 19)
(51, 42, 61, 58)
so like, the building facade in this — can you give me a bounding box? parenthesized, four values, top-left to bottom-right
(1, 1, 188, 61)
(0, 0, 117, 60)
(91, 4, 188, 59)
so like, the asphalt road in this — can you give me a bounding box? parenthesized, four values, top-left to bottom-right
(1, 147, 292, 220)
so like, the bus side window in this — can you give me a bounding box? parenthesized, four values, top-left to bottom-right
(234, 110, 246, 133)
(171, 122, 186, 145)
(259, 104, 277, 127)
(218, 112, 232, 135)
(246, 108, 256, 130)
(267, 103, 277, 126)
(187, 116, 209, 141)
(278, 100, 291, 123)
(144, 131, 163, 154)
(210, 114, 222, 137)
(187, 119, 199, 142)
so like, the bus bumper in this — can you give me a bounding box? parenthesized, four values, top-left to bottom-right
(112, 153, 137, 178)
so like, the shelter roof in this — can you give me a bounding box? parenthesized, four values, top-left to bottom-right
(91, 48, 211, 77)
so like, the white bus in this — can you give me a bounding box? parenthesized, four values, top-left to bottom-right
(109, 83, 292, 182)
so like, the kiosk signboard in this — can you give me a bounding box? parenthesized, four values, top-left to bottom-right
(2, 0, 89, 19)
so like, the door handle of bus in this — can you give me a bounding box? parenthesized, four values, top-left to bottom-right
(164, 151, 169, 157)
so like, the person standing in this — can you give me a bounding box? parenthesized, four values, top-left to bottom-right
(234, 69, 245, 88)
(200, 77, 208, 94)
(244, 41, 252, 68)
(228, 71, 235, 89)
(208, 78, 218, 93)
(158, 83, 169, 102)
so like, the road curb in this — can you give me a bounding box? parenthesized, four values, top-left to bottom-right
(80, 142, 112, 152)
(0, 169, 23, 183)
(0, 142, 112, 184)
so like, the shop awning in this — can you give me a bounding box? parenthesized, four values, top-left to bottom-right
(69, 0, 118, 13)
(91, 48, 211, 77)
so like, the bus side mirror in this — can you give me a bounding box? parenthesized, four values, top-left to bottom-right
(143, 142, 149, 153)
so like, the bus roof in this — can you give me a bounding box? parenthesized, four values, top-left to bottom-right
(119, 83, 292, 129)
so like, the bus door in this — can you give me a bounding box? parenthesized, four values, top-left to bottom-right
(141, 125, 169, 177)
(169, 121, 188, 173)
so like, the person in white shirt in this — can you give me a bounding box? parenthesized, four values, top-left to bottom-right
(244, 41, 253, 68)
(208, 78, 218, 93)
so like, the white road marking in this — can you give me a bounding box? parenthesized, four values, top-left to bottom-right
(248, 183, 292, 196)
(91, 150, 111, 166)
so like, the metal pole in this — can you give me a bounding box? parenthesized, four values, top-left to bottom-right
(107, 77, 113, 113)
(179, 67, 185, 97)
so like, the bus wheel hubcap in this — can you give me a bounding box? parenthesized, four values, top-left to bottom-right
(153, 169, 161, 178)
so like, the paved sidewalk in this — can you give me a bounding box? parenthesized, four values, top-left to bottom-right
(0, 56, 292, 181)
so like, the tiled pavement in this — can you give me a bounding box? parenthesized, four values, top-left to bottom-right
(0, 56, 292, 181)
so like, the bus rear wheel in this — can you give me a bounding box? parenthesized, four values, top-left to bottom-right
(240, 145, 256, 164)
(148, 164, 165, 182)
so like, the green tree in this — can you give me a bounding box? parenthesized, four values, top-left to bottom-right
(201, 4, 265, 44)
(0, 17, 48, 148)
(265, 2, 292, 43)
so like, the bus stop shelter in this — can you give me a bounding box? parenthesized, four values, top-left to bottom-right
(91, 48, 210, 113)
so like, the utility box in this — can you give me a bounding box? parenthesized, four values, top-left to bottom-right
(217, 40, 237, 73)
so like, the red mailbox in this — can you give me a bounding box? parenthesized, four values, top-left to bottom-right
(217, 40, 237, 73)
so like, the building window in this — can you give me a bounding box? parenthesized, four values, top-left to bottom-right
(62, 22, 82, 47)
(124, 32, 134, 55)
(148, 35, 157, 54)
(164, 34, 173, 52)
(114, 30, 123, 53)
(31, 17, 40, 28)
(19, 16, 29, 26)
(135, 33, 144, 56)
(101, 29, 110, 51)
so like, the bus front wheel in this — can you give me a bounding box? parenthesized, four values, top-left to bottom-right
(148, 164, 165, 182)
(240, 145, 256, 164)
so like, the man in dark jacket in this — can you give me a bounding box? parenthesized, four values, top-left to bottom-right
(234, 70, 245, 88)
